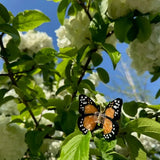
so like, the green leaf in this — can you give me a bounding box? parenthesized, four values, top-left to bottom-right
(0, 96, 15, 106)
(123, 101, 142, 117)
(58, 47, 77, 58)
(125, 134, 146, 160)
(0, 3, 10, 23)
(108, 152, 128, 160)
(42, 113, 57, 122)
(6, 39, 21, 61)
(62, 130, 81, 146)
(125, 118, 160, 141)
(59, 132, 91, 160)
(57, 0, 70, 24)
(94, 137, 117, 153)
(0, 88, 8, 99)
(55, 59, 70, 81)
(127, 23, 139, 41)
(155, 89, 160, 99)
(0, 24, 20, 44)
(13, 10, 50, 31)
(135, 16, 151, 42)
(89, 13, 108, 43)
(61, 110, 77, 135)
(56, 84, 70, 95)
(97, 67, 109, 83)
(102, 43, 121, 69)
(81, 79, 95, 91)
(114, 17, 132, 42)
(91, 52, 103, 67)
(35, 48, 56, 64)
(150, 13, 160, 24)
(10, 118, 24, 124)
(25, 130, 49, 154)
(147, 104, 160, 110)
(65, 60, 72, 80)
(77, 45, 91, 63)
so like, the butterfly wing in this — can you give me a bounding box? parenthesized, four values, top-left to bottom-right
(78, 95, 100, 134)
(105, 98, 123, 120)
(103, 98, 123, 140)
(103, 118, 119, 140)
(79, 94, 100, 114)
(78, 115, 98, 134)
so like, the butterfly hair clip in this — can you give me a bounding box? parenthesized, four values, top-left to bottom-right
(78, 94, 123, 141)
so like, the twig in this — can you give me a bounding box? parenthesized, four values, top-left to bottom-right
(76, 0, 92, 21)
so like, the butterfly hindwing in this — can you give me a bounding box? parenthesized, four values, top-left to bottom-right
(103, 118, 119, 141)
(79, 94, 100, 114)
(78, 115, 98, 134)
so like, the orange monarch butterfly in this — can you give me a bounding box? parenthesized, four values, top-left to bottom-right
(78, 94, 123, 141)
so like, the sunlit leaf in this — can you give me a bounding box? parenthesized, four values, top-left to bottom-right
(13, 10, 50, 31)
(57, 0, 70, 24)
(102, 43, 121, 69)
(42, 113, 57, 122)
(59, 132, 91, 160)
(125, 118, 160, 141)
(35, 48, 56, 64)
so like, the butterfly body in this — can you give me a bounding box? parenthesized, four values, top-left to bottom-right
(78, 94, 123, 141)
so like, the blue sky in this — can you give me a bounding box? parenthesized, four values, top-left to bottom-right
(0, 0, 159, 104)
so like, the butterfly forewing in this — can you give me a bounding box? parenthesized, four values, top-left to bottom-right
(105, 98, 123, 120)
(79, 94, 100, 114)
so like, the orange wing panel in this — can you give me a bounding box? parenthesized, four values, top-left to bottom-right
(84, 104, 98, 114)
(105, 108, 115, 119)
(83, 115, 97, 131)
(103, 118, 113, 134)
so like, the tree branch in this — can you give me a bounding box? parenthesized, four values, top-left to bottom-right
(0, 33, 39, 127)
(71, 48, 97, 100)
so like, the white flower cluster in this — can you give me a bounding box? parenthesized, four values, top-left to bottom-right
(55, 10, 91, 49)
(41, 131, 63, 159)
(139, 134, 160, 152)
(0, 89, 19, 116)
(127, 22, 160, 74)
(108, 0, 160, 19)
(0, 115, 27, 160)
(55, 10, 118, 49)
(3, 30, 53, 54)
(88, 72, 100, 87)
